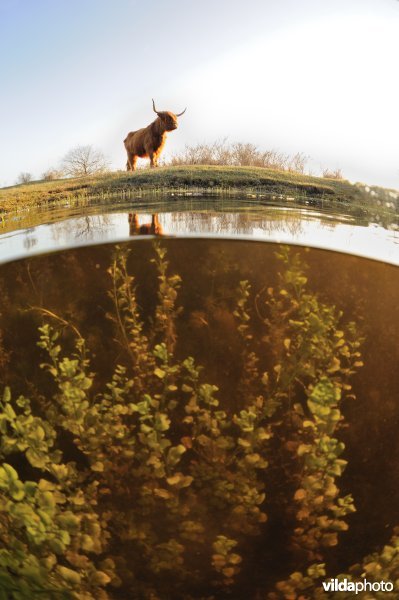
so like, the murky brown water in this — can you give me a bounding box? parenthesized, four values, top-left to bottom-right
(0, 238, 398, 599)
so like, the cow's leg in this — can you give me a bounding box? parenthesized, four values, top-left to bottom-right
(148, 151, 158, 168)
(151, 214, 162, 235)
(128, 213, 139, 235)
(126, 153, 137, 171)
(126, 152, 133, 171)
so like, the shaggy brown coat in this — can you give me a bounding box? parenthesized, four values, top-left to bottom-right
(124, 99, 186, 170)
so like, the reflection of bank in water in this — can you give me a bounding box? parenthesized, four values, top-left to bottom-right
(128, 213, 163, 236)
(0, 205, 398, 267)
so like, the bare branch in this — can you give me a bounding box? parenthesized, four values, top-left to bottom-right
(61, 145, 109, 177)
(16, 172, 32, 184)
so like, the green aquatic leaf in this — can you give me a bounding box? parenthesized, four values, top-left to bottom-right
(154, 413, 171, 432)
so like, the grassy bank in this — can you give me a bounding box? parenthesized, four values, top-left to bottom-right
(0, 165, 399, 237)
(0, 165, 371, 211)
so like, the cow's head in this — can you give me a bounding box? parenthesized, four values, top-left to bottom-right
(152, 99, 186, 131)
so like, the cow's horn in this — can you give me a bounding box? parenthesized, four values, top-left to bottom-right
(175, 107, 187, 117)
(152, 98, 160, 114)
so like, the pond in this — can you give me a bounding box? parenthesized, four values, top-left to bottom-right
(1, 197, 398, 265)
(0, 198, 398, 599)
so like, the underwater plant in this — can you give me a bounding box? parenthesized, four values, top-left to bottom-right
(0, 242, 382, 599)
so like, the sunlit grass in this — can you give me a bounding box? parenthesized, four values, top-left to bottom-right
(0, 165, 364, 210)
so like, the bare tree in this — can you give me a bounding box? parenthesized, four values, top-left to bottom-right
(17, 172, 32, 184)
(287, 152, 309, 174)
(61, 145, 109, 177)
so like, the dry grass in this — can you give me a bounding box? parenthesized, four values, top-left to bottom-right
(322, 168, 344, 180)
(169, 140, 309, 173)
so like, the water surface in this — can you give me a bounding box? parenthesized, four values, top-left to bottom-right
(0, 198, 398, 265)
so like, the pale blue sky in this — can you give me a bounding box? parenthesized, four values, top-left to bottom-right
(1, 0, 398, 188)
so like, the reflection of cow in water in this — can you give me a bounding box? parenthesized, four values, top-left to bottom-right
(128, 213, 163, 236)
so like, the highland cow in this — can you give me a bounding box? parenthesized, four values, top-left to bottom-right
(124, 99, 186, 170)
